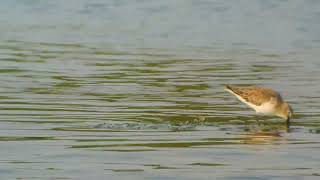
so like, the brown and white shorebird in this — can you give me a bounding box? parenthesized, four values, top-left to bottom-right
(225, 85, 293, 122)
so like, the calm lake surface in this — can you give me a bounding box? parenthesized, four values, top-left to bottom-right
(1, 0, 320, 179)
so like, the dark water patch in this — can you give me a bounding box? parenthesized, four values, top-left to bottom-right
(0, 69, 26, 74)
(106, 169, 144, 172)
(188, 162, 227, 166)
(251, 65, 276, 72)
(104, 149, 156, 152)
(152, 166, 178, 170)
(8, 161, 48, 164)
(311, 173, 320, 176)
(0, 136, 55, 141)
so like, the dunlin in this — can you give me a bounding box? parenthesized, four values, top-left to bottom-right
(225, 85, 293, 122)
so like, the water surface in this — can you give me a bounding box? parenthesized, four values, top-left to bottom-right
(0, 0, 320, 179)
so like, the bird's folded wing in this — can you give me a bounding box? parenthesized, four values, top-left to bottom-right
(226, 86, 280, 106)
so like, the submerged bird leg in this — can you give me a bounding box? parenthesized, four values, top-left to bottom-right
(254, 114, 261, 126)
(286, 118, 290, 130)
(255, 119, 263, 127)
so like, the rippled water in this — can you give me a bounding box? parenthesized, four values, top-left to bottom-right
(1, 0, 320, 179)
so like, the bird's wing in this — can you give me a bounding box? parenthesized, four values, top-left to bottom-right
(225, 85, 281, 106)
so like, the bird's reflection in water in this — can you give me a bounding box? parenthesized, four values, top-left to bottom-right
(243, 131, 282, 145)
(241, 122, 290, 145)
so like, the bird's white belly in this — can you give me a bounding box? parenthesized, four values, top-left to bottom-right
(253, 102, 275, 114)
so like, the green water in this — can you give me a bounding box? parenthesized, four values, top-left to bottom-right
(1, 1, 320, 179)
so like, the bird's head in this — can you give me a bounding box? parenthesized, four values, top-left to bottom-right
(278, 102, 293, 122)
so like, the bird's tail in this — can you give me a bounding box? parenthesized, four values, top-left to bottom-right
(224, 85, 233, 91)
(224, 85, 239, 95)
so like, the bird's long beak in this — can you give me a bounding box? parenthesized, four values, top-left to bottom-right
(286, 117, 290, 128)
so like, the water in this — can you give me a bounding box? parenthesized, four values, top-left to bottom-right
(0, 0, 320, 179)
